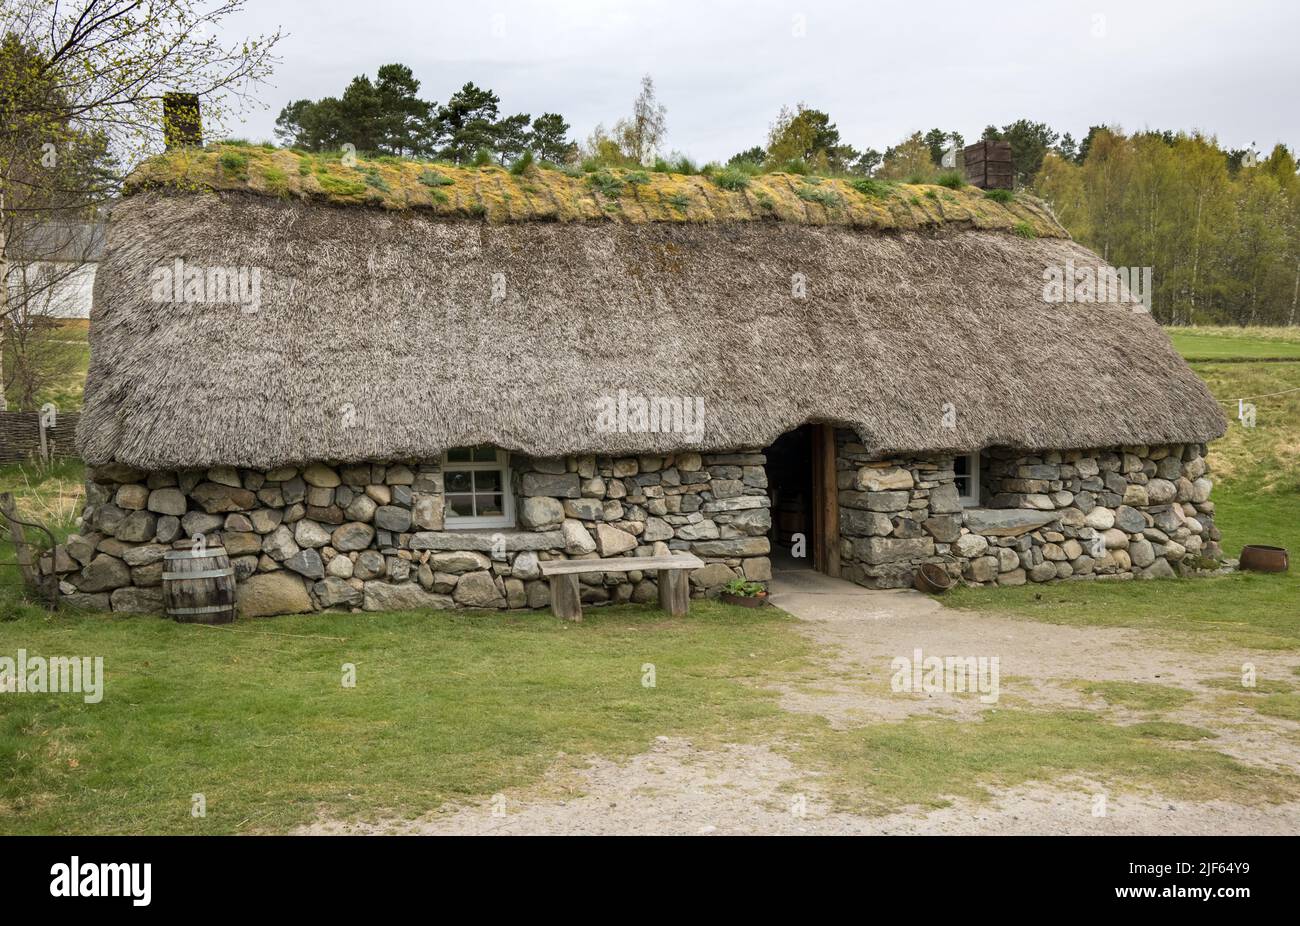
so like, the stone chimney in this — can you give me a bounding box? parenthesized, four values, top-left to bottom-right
(963, 140, 1012, 190)
(163, 93, 202, 149)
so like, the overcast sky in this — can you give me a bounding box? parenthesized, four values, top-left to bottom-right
(216, 0, 1300, 161)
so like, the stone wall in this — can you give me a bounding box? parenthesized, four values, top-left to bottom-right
(837, 433, 1221, 589)
(46, 450, 773, 615)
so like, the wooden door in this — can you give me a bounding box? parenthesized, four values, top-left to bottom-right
(809, 423, 841, 577)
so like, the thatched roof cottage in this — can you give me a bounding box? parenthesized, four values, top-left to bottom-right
(55, 143, 1227, 616)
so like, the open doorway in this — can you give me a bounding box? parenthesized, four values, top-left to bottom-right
(764, 423, 840, 576)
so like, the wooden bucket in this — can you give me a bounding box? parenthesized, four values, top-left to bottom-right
(163, 546, 236, 623)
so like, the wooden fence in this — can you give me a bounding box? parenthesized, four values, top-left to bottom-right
(0, 410, 81, 463)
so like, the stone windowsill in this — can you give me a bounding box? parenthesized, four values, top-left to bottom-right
(408, 527, 564, 553)
(960, 507, 1059, 537)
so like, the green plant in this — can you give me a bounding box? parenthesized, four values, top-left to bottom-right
(360, 167, 389, 192)
(850, 177, 893, 198)
(418, 169, 453, 187)
(624, 170, 650, 186)
(754, 190, 775, 211)
(509, 151, 535, 175)
(217, 150, 248, 175)
(712, 167, 751, 191)
(1012, 221, 1036, 238)
(672, 155, 699, 175)
(723, 578, 767, 598)
(905, 171, 930, 184)
(936, 170, 965, 189)
(796, 184, 843, 208)
(586, 169, 625, 198)
(665, 191, 690, 211)
(984, 187, 1014, 203)
(472, 148, 493, 167)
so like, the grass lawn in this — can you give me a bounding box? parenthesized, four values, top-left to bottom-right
(1167, 325, 1300, 361)
(0, 604, 813, 834)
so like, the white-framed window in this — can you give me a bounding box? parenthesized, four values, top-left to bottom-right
(442, 446, 515, 529)
(954, 453, 980, 507)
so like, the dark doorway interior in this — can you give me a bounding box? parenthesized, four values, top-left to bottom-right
(765, 424, 815, 570)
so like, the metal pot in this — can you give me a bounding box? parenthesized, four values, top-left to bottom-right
(1240, 545, 1289, 573)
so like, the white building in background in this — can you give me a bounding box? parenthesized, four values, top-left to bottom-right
(4, 222, 105, 320)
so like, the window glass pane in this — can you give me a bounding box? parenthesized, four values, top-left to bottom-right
(445, 471, 472, 492)
(446, 448, 472, 462)
(446, 494, 475, 517)
(477, 494, 504, 517)
(472, 446, 497, 462)
(474, 470, 501, 493)
(954, 455, 969, 478)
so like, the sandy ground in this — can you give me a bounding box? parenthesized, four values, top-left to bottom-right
(296, 565, 1300, 836)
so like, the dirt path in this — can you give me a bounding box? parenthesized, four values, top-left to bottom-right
(297, 567, 1300, 836)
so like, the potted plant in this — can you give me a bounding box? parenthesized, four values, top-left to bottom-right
(720, 577, 769, 608)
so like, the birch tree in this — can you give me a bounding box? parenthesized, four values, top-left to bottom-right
(0, 0, 281, 408)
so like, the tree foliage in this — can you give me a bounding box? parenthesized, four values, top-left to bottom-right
(275, 71, 577, 166)
(1034, 128, 1300, 326)
(765, 104, 867, 173)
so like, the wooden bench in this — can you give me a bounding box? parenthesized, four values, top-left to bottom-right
(538, 553, 705, 621)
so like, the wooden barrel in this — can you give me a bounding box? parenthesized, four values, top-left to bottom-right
(163, 546, 236, 623)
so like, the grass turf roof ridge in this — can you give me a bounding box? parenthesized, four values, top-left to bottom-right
(124, 142, 1068, 236)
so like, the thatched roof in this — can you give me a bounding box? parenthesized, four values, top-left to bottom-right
(78, 155, 1225, 471)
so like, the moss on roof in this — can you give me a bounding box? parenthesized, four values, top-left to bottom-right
(124, 142, 1068, 236)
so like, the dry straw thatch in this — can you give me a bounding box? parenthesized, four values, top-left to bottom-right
(78, 149, 1225, 470)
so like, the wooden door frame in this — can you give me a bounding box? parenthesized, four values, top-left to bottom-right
(809, 423, 841, 577)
